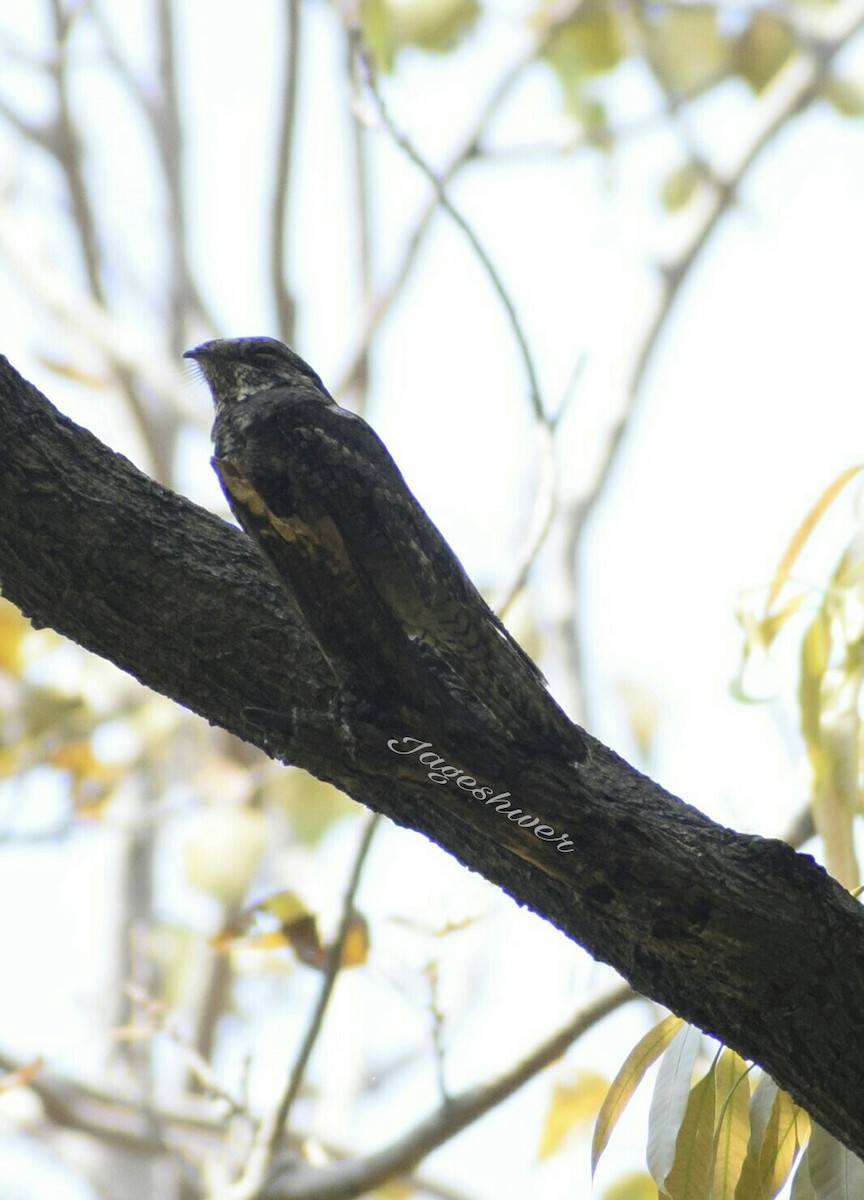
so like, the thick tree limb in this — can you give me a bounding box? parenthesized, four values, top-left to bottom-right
(2, 357, 864, 1161)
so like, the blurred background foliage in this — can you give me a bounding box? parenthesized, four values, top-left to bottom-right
(1, 0, 864, 1198)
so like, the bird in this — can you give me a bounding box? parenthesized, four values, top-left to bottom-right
(185, 336, 586, 765)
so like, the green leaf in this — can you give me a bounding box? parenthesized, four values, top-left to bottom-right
(361, 0, 480, 71)
(644, 8, 732, 95)
(661, 163, 703, 213)
(647, 1024, 701, 1192)
(734, 14, 795, 94)
(539, 0, 625, 115)
(592, 1015, 684, 1176)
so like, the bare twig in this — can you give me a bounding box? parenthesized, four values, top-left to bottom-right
(350, 34, 545, 421)
(153, 0, 218, 351)
(552, 0, 864, 717)
(270, 0, 302, 343)
(263, 983, 637, 1200)
(270, 812, 380, 1140)
(221, 813, 381, 1200)
(576, 0, 864, 534)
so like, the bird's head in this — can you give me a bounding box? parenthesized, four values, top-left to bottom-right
(184, 337, 330, 409)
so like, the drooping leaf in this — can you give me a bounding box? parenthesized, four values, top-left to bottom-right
(735, 1074, 777, 1199)
(812, 702, 860, 887)
(764, 465, 864, 619)
(806, 1122, 864, 1200)
(798, 611, 830, 771)
(646, 1023, 701, 1193)
(712, 1049, 751, 1200)
(663, 1068, 716, 1200)
(757, 1087, 802, 1198)
(592, 1014, 684, 1176)
(789, 1146, 817, 1200)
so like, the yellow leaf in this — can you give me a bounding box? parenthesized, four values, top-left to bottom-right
(257, 890, 309, 924)
(712, 1050, 751, 1200)
(813, 707, 860, 888)
(600, 1172, 659, 1200)
(798, 611, 830, 771)
(663, 1070, 716, 1200)
(592, 1015, 684, 1176)
(239, 929, 293, 950)
(339, 912, 370, 968)
(764, 465, 864, 620)
(48, 739, 102, 776)
(539, 1070, 609, 1160)
(0, 599, 28, 674)
(757, 1089, 802, 1198)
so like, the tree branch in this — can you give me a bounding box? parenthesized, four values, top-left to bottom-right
(2, 357, 864, 1164)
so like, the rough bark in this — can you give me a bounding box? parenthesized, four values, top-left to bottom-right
(2, 356, 863, 1158)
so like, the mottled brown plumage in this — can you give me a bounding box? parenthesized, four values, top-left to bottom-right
(185, 336, 586, 764)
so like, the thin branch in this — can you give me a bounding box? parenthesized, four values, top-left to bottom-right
(350, 34, 545, 421)
(154, 0, 216, 352)
(575, 0, 864, 535)
(263, 983, 637, 1200)
(552, 0, 864, 720)
(0, 215, 196, 419)
(349, 29, 571, 626)
(223, 814, 382, 1199)
(88, 0, 219, 340)
(270, 0, 302, 344)
(48, 0, 104, 302)
(341, 24, 374, 412)
(0, 982, 635, 1200)
(334, 8, 575, 397)
(272, 813, 380, 1139)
